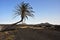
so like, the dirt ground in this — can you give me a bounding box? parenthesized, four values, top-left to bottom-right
(0, 27, 60, 40)
(15, 28, 60, 40)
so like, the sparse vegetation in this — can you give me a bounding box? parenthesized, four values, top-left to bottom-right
(0, 24, 60, 40)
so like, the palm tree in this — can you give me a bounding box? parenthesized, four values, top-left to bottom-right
(12, 2, 34, 25)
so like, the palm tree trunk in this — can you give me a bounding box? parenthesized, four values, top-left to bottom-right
(12, 16, 24, 26)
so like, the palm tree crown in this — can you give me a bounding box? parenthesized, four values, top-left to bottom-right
(13, 2, 34, 25)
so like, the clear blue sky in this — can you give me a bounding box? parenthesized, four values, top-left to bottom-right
(0, 0, 60, 25)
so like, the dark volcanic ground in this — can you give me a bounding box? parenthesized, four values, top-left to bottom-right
(0, 28, 60, 40)
(15, 28, 60, 40)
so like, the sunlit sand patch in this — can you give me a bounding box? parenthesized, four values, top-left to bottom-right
(20, 26, 29, 28)
(19, 26, 44, 29)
